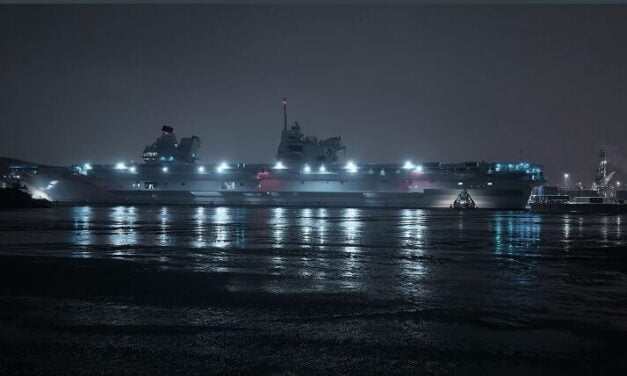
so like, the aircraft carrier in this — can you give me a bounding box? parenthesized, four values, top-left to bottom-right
(3, 100, 544, 209)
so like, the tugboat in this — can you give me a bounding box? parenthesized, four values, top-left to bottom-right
(451, 189, 477, 209)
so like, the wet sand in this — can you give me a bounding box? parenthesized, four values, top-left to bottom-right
(1, 207, 626, 375)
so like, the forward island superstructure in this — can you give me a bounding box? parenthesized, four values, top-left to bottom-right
(6, 100, 544, 209)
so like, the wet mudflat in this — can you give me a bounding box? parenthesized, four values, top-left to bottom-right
(0, 206, 626, 375)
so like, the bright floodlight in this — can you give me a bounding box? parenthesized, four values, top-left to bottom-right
(345, 161, 358, 173)
(564, 173, 569, 179)
(403, 161, 414, 169)
(414, 165, 423, 173)
(319, 165, 327, 173)
(162, 166, 168, 173)
(274, 161, 286, 170)
(303, 164, 311, 174)
(115, 162, 127, 170)
(217, 162, 229, 173)
(197, 166, 206, 173)
(83, 163, 92, 171)
(129, 166, 137, 173)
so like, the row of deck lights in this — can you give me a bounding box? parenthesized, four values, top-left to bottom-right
(402, 161, 424, 173)
(106, 160, 424, 175)
(197, 161, 361, 174)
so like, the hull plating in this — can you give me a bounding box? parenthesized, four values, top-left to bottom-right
(25, 169, 532, 209)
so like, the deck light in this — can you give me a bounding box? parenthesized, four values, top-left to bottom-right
(403, 161, 414, 169)
(129, 166, 137, 173)
(217, 162, 229, 173)
(198, 166, 206, 173)
(115, 162, 127, 170)
(303, 164, 311, 174)
(345, 161, 358, 173)
(413, 165, 423, 173)
(274, 161, 286, 170)
(319, 165, 327, 173)
(162, 166, 168, 173)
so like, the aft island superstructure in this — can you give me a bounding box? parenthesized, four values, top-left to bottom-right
(8, 100, 544, 209)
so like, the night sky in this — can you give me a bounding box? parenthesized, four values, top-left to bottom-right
(1, 5, 627, 184)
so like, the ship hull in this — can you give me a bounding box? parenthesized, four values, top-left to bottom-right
(529, 202, 627, 214)
(24, 165, 534, 209)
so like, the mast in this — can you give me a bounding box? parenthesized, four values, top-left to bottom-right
(594, 148, 616, 197)
(283, 97, 287, 131)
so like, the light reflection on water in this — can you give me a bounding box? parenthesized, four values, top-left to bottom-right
(271, 207, 285, 249)
(110, 206, 138, 250)
(398, 209, 427, 282)
(193, 206, 207, 248)
(212, 206, 231, 249)
(3, 207, 627, 295)
(158, 206, 169, 247)
(316, 208, 328, 248)
(493, 213, 542, 255)
(71, 206, 92, 257)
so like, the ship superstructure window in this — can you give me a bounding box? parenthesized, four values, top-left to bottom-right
(145, 181, 158, 190)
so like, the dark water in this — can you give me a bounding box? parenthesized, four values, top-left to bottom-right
(1, 206, 626, 375)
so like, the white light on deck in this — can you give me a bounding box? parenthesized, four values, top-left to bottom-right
(487, 182, 493, 186)
(162, 166, 169, 173)
(345, 161, 358, 173)
(319, 165, 327, 173)
(217, 162, 229, 173)
(31, 189, 51, 201)
(129, 166, 137, 173)
(303, 164, 311, 174)
(197, 166, 206, 173)
(413, 165, 423, 173)
(273, 161, 286, 170)
(458, 182, 463, 186)
(403, 161, 414, 169)
(115, 162, 127, 170)
(83, 163, 92, 171)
